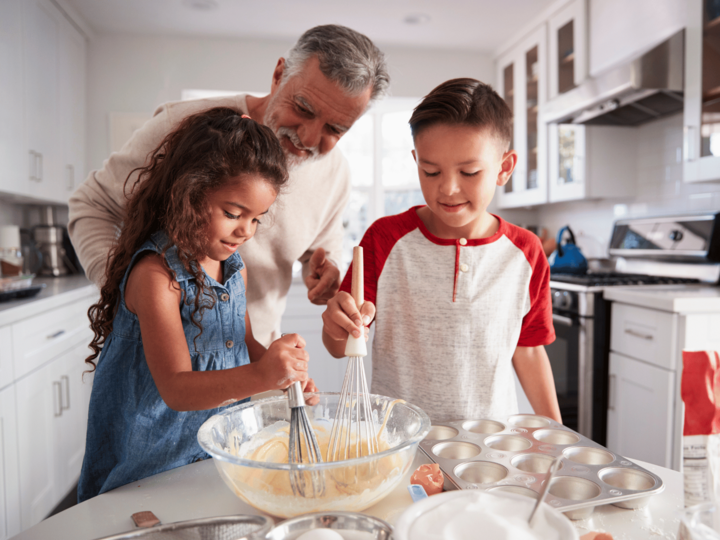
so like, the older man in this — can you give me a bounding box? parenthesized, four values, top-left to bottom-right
(69, 25, 388, 346)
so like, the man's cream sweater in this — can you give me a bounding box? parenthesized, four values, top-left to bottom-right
(68, 94, 350, 346)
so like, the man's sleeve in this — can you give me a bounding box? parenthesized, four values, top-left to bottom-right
(68, 103, 174, 285)
(299, 153, 352, 278)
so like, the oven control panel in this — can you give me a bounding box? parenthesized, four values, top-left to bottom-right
(551, 289, 576, 312)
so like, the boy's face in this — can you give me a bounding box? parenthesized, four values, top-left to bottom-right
(412, 123, 516, 239)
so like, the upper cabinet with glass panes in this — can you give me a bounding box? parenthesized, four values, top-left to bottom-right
(684, 0, 720, 182)
(495, 25, 548, 209)
(548, 0, 588, 100)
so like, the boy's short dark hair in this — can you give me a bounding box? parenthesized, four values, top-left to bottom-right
(409, 78, 513, 150)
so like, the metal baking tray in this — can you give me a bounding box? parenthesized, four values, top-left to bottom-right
(418, 414, 664, 519)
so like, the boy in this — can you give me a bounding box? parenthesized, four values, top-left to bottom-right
(322, 78, 561, 423)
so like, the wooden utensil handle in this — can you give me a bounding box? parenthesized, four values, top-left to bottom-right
(351, 246, 364, 307)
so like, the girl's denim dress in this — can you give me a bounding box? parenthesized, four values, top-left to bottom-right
(78, 232, 251, 502)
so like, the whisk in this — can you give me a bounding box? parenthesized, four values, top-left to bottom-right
(287, 380, 325, 497)
(327, 246, 379, 462)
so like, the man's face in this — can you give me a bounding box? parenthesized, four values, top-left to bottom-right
(263, 55, 372, 168)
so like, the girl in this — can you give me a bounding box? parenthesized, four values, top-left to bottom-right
(78, 107, 315, 502)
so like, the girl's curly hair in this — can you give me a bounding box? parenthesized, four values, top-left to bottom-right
(85, 107, 288, 370)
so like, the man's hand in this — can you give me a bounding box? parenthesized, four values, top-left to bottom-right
(304, 248, 340, 305)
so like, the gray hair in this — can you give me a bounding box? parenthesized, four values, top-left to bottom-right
(283, 25, 389, 103)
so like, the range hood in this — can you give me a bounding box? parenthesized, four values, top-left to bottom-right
(542, 30, 684, 126)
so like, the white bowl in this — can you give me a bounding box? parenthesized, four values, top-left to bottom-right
(394, 490, 578, 540)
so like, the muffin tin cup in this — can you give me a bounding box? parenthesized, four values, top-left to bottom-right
(419, 415, 664, 520)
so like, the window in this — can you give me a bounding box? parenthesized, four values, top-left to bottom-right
(337, 97, 421, 270)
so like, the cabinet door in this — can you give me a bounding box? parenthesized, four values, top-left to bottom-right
(15, 361, 59, 529)
(58, 13, 86, 197)
(23, 0, 63, 202)
(548, 123, 586, 202)
(548, 0, 588, 99)
(496, 25, 549, 209)
(0, 0, 28, 197)
(606, 352, 675, 469)
(0, 385, 21, 540)
(684, 0, 720, 182)
(54, 343, 93, 497)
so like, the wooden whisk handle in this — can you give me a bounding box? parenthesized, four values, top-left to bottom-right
(351, 246, 364, 308)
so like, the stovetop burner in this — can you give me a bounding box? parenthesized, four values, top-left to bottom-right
(550, 272, 701, 287)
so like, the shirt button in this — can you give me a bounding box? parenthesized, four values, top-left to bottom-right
(225, 340, 234, 348)
(220, 293, 229, 302)
(459, 238, 468, 246)
(460, 263, 469, 272)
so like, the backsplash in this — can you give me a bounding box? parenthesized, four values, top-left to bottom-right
(499, 113, 720, 259)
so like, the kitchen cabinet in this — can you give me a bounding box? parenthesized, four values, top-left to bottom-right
(0, 0, 27, 198)
(547, 123, 637, 202)
(684, 0, 720, 183)
(0, 0, 86, 203)
(607, 351, 675, 469)
(548, 0, 587, 99)
(1, 283, 96, 534)
(0, 385, 21, 540)
(589, 0, 685, 77)
(605, 294, 720, 471)
(496, 25, 549, 209)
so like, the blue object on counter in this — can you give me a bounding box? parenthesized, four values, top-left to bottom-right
(549, 225, 588, 275)
(407, 484, 429, 502)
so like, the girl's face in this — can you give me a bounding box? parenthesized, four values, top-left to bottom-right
(201, 174, 278, 266)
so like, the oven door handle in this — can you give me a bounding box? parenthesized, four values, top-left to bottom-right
(552, 313, 576, 327)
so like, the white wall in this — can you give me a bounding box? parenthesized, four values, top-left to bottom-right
(495, 114, 720, 258)
(86, 33, 494, 172)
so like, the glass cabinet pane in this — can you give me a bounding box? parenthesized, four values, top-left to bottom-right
(701, 0, 720, 157)
(526, 46, 539, 189)
(557, 20, 576, 94)
(503, 63, 514, 192)
(558, 125, 577, 185)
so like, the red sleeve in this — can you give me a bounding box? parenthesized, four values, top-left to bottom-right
(503, 223, 556, 347)
(339, 208, 420, 308)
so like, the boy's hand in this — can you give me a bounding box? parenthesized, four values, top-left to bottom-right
(322, 291, 376, 341)
(305, 248, 340, 305)
(258, 333, 310, 390)
(302, 377, 320, 406)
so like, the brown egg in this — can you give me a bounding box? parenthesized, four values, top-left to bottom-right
(410, 463, 444, 495)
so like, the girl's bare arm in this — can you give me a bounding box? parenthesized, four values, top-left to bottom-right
(512, 345, 562, 423)
(126, 254, 309, 411)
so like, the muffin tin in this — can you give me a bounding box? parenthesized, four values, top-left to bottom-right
(419, 415, 664, 519)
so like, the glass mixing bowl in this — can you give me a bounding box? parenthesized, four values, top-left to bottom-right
(197, 392, 430, 518)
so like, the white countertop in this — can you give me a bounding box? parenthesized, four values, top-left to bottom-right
(0, 275, 97, 326)
(12, 451, 684, 540)
(602, 284, 720, 313)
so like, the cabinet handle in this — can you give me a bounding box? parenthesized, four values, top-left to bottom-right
(53, 381, 62, 417)
(67, 164, 75, 190)
(29, 151, 39, 181)
(61, 375, 70, 411)
(608, 374, 616, 411)
(683, 126, 694, 162)
(624, 328, 653, 340)
(47, 329, 66, 339)
(37, 153, 43, 181)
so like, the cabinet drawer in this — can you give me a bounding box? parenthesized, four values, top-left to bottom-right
(12, 296, 94, 379)
(610, 303, 677, 370)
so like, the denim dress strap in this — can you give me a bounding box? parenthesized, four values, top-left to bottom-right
(78, 231, 251, 502)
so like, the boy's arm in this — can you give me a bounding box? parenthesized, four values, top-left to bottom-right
(512, 345, 562, 423)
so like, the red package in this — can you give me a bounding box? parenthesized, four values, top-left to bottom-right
(682, 351, 720, 436)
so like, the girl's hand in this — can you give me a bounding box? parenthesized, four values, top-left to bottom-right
(322, 291, 375, 341)
(302, 377, 320, 406)
(258, 333, 310, 390)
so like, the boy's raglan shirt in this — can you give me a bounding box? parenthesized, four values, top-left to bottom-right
(339, 206, 555, 422)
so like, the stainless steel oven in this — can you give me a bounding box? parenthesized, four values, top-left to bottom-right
(547, 211, 720, 446)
